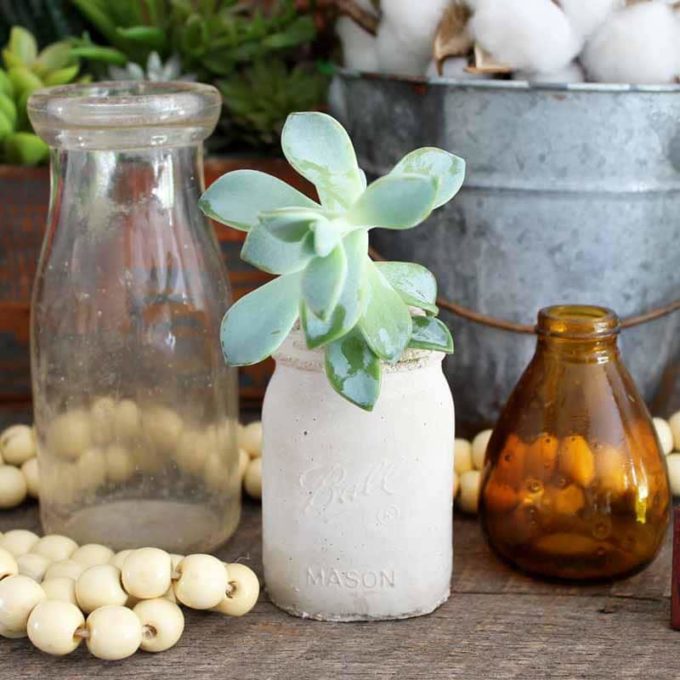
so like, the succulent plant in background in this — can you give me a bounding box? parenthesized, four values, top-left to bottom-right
(108, 51, 196, 82)
(200, 112, 465, 410)
(0, 27, 84, 165)
(70, 0, 330, 151)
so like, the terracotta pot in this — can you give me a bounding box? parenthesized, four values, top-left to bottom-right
(0, 157, 312, 410)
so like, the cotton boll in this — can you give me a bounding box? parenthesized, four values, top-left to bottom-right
(377, 0, 451, 76)
(337, 17, 379, 72)
(470, 0, 583, 74)
(582, 3, 680, 84)
(513, 61, 585, 84)
(560, 0, 623, 39)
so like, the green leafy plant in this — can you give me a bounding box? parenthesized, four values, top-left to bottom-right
(200, 112, 465, 411)
(70, 0, 329, 150)
(0, 26, 84, 165)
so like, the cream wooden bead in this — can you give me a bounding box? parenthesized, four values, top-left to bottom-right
(41, 577, 77, 606)
(47, 410, 91, 460)
(76, 564, 128, 613)
(27, 600, 84, 656)
(122, 547, 172, 599)
(90, 397, 116, 447)
(453, 470, 459, 498)
(110, 549, 134, 571)
(76, 447, 107, 490)
(114, 399, 142, 443)
(0, 425, 36, 465)
(204, 451, 229, 493)
(143, 406, 183, 454)
(17, 553, 51, 582)
(173, 554, 229, 609)
(21, 458, 40, 499)
(44, 559, 84, 581)
(85, 605, 142, 661)
(32, 534, 78, 562)
(0, 574, 45, 635)
(670, 411, 680, 452)
(654, 417, 674, 455)
(0, 465, 27, 508)
(238, 448, 249, 480)
(666, 453, 680, 496)
(458, 469, 482, 514)
(174, 429, 208, 476)
(239, 422, 263, 458)
(453, 439, 473, 475)
(72, 543, 114, 568)
(472, 429, 493, 471)
(0, 530, 39, 557)
(133, 598, 184, 653)
(0, 547, 18, 580)
(0, 545, 16, 578)
(213, 563, 260, 617)
(244, 458, 262, 500)
(105, 444, 135, 483)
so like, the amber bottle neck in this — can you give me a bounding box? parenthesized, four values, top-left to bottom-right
(534, 305, 621, 363)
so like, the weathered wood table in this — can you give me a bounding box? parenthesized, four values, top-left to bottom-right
(0, 500, 676, 679)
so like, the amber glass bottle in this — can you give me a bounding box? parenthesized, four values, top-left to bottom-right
(480, 305, 670, 581)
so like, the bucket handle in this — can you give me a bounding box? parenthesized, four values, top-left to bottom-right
(369, 247, 680, 335)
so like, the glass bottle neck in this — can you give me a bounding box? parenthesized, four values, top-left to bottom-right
(48, 145, 206, 237)
(536, 335, 620, 364)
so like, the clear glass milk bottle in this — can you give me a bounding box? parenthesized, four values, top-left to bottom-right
(27, 82, 240, 552)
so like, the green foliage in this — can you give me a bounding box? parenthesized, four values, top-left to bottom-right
(201, 112, 466, 411)
(0, 1, 86, 48)
(70, 0, 329, 151)
(0, 27, 83, 165)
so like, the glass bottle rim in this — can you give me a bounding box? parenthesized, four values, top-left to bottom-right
(28, 81, 222, 149)
(536, 305, 620, 340)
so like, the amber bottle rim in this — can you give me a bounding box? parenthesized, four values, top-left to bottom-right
(536, 305, 620, 340)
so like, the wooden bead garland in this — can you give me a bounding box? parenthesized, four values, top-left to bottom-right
(0, 531, 260, 661)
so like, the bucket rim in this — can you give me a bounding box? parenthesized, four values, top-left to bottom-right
(336, 67, 680, 94)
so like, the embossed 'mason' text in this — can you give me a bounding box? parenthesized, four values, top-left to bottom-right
(306, 567, 396, 589)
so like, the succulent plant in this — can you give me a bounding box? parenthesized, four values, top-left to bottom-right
(70, 0, 329, 151)
(200, 112, 465, 411)
(108, 51, 196, 82)
(0, 26, 84, 165)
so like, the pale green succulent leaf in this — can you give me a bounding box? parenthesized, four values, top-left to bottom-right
(324, 328, 382, 411)
(241, 221, 315, 275)
(259, 207, 321, 243)
(44, 64, 80, 87)
(347, 174, 437, 230)
(375, 261, 438, 315)
(390, 148, 466, 209)
(35, 43, 73, 74)
(220, 273, 301, 366)
(312, 217, 342, 257)
(408, 316, 454, 353)
(302, 245, 348, 321)
(358, 261, 413, 362)
(199, 169, 319, 232)
(5, 27, 37, 67)
(281, 112, 364, 211)
(301, 229, 368, 349)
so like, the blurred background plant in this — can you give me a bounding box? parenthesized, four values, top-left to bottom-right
(0, 0, 336, 158)
(0, 25, 85, 165)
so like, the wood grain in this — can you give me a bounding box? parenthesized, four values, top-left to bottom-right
(0, 500, 675, 679)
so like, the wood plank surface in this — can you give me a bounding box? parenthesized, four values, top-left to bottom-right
(0, 500, 676, 679)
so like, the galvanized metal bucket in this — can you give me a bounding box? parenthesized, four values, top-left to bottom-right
(331, 70, 680, 432)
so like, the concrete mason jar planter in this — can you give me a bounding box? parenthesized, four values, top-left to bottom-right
(261, 329, 455, 621)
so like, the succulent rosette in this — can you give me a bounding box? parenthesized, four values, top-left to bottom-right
(200, 112, 465, 410)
